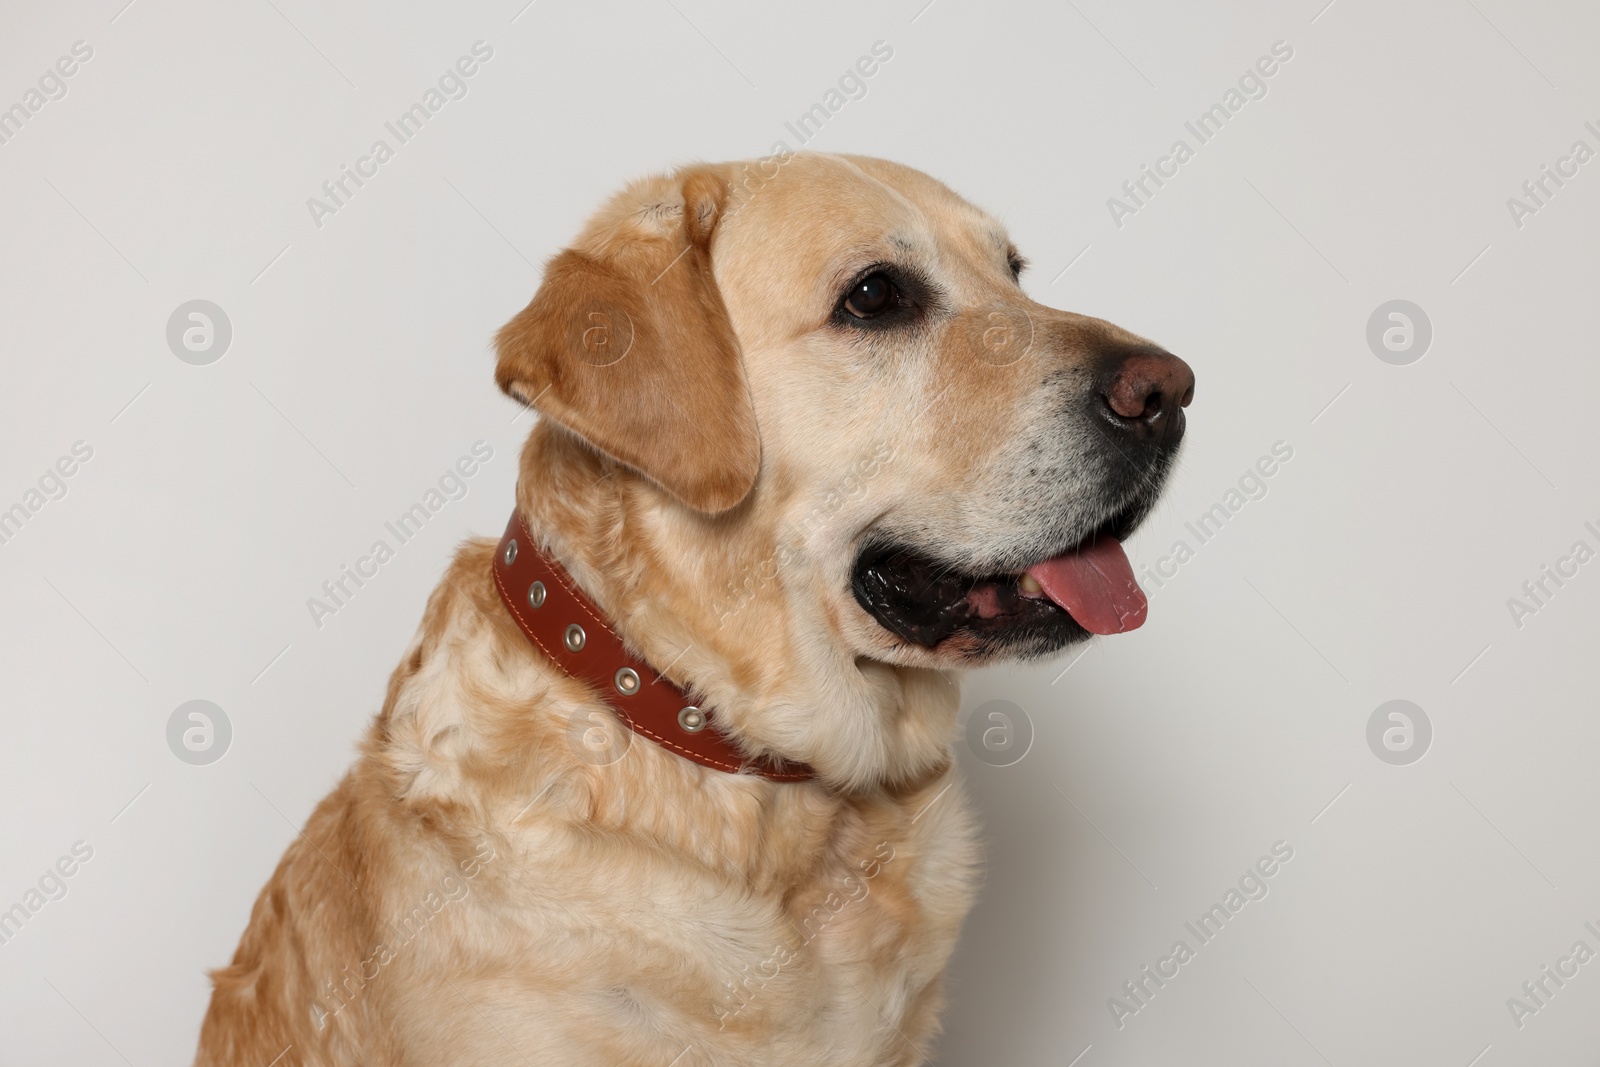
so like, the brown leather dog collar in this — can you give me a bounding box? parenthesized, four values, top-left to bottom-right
(491, 510, 815, 782)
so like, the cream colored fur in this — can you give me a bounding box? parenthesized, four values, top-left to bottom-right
(196, 153, 1155, 1066)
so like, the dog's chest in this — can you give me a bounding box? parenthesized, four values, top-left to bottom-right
(420, 776, 980, 1066)
(710, 834, 946, 1053)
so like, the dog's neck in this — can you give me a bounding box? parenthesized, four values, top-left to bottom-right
(511, 424, 961, 791)
(491, 507, 814, 780)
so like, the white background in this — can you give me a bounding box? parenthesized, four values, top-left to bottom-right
(2, 1, 1598, 1064)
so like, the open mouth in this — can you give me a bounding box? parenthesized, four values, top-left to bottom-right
(850, 505, 1152, 657)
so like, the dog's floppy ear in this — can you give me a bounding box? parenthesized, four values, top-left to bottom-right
(495, 167, 760, 514)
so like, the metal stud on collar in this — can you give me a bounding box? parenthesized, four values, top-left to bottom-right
(564, 624, 586, 652)
(491, 509, 816, 782)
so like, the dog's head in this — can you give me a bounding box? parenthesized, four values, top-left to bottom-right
(495, 154, 1191, 785)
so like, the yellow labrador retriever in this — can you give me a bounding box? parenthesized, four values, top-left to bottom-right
(196, 153, 1192, 1066)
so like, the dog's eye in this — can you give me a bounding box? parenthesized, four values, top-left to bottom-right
(844, 273, 897, 318)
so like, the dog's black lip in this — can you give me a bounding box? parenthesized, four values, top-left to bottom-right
(849, 497, 1154, 654)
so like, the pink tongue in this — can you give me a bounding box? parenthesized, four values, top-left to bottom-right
(1025, 536, 1147, 635)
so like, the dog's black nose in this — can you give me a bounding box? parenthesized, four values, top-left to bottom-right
(1096, 348, 1194, 445)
